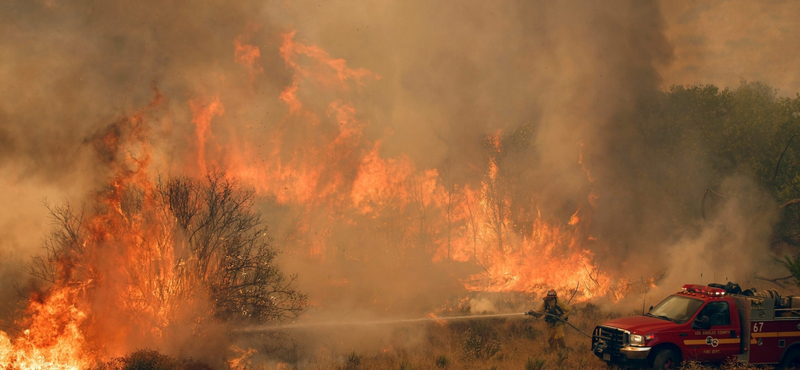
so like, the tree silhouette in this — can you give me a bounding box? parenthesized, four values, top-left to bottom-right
(30, 171, 306, 325)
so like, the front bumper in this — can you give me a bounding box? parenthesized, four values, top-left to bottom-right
(593, 343, 651, 368)
(620, 346, 651, 359)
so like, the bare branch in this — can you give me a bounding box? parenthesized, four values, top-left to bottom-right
(772, 134, 796, 185)
(755, 274, 794, 288)
(780, 199, 800, 209)
(567, 281, 580, 304)
(701, 189, 729, 220)
(582, 263, 600, 288)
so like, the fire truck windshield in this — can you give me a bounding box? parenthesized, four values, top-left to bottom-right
(646, 295, 704, 324)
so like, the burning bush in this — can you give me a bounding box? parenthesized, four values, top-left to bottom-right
(156, 172, 307, 323)
(28, 169, 307, 328)
(0, 110, 306, 368)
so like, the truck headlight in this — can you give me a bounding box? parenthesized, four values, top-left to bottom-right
(629, 334, 645, 346)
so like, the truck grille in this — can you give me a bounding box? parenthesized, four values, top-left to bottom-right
(593, 325, 627, 353)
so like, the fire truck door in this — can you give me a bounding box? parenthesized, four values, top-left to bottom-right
(680, 326, 705, 361)
(688, 301, 740, 361)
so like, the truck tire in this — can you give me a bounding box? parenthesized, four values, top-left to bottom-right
(780, 348, 800, 369)
(652, 349, 680, 370)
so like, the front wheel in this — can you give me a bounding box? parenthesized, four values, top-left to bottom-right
(652, 349, 681, 370)
(780, 348, 800, 369)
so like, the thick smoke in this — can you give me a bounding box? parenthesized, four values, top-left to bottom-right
(661, 176, 779, 290)
(661, 1, 800, 96)
(0, 0, 787, 363)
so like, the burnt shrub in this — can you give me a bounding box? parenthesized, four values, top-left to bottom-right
(99, 349, 213, 370)
(343, 351, 362, 370)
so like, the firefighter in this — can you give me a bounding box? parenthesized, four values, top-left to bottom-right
(527, 289, 572, 350)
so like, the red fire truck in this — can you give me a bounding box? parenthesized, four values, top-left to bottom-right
(592, 283, 800, 369)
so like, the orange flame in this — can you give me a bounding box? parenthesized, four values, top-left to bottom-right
(226, 345, 257, 370)
(234, 25, 264, 82)
(190, 96, 225, 176)
(0, 28, 626, 370)
(0, 93, 222, 368)
(278, 30, 380, 113)
(219, 30, 613, 302)
(0, 286, 92, 370)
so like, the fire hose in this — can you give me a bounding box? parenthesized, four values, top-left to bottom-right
(236, 311, 593, 338)
(525, 311, 593, 338)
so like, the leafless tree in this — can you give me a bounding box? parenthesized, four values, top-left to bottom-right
(30, 171, 306, 324)
(462, 188, 483, 263)
(158, 172, 307, 322)
(408, 172, 433, 254)
(439, 162, 461, 261)
(30, 203, 88, 284)
(481, 157, 509, 254)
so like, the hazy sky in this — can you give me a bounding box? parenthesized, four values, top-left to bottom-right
(661, 1, 800, 95)
(1, 0, 797, 322)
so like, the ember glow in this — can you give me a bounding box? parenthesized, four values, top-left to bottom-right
(0, 0, 701, 367)
(0, 28, 619, 369)
(0, 102, 226, 368)
(0, 286, 91, 370)
(217, 33, 613, 300)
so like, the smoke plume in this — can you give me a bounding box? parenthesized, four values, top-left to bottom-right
(0, 0, 785, 363)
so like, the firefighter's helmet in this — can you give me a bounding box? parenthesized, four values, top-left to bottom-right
(546, 289, 557, 298)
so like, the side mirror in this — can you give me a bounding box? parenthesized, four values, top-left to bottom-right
(692, 315, 711, 330)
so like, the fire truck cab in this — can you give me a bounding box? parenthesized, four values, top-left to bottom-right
(592, 283, 800, 369)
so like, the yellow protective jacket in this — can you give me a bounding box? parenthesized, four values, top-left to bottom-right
(538, 298, 572, 327)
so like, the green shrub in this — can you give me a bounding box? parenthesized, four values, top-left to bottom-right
(434, 355, 449, 368)
(555, 351, 568, 367)
(525, 357, 546, 370)
(523, 325, 540, 341)
(508, 320, 541, 341)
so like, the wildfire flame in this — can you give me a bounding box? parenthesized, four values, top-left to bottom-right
(0, 287, 91, 370)
(0, 27, 618, 370)
(0, 95, 217, 369)
(234, 24, 264, 82)
(219, 32, 613, 300)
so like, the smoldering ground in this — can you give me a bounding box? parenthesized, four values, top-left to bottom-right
(0, 0, 795, 365)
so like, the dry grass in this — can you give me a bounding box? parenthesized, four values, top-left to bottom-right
(283, 304, 777, 370)
(292, 303, 620, 370)
(110, 305, 778, 370)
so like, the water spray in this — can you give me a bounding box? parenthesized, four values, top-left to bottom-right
(236, 312, 592, 338)
(236, 313, 524, 332)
